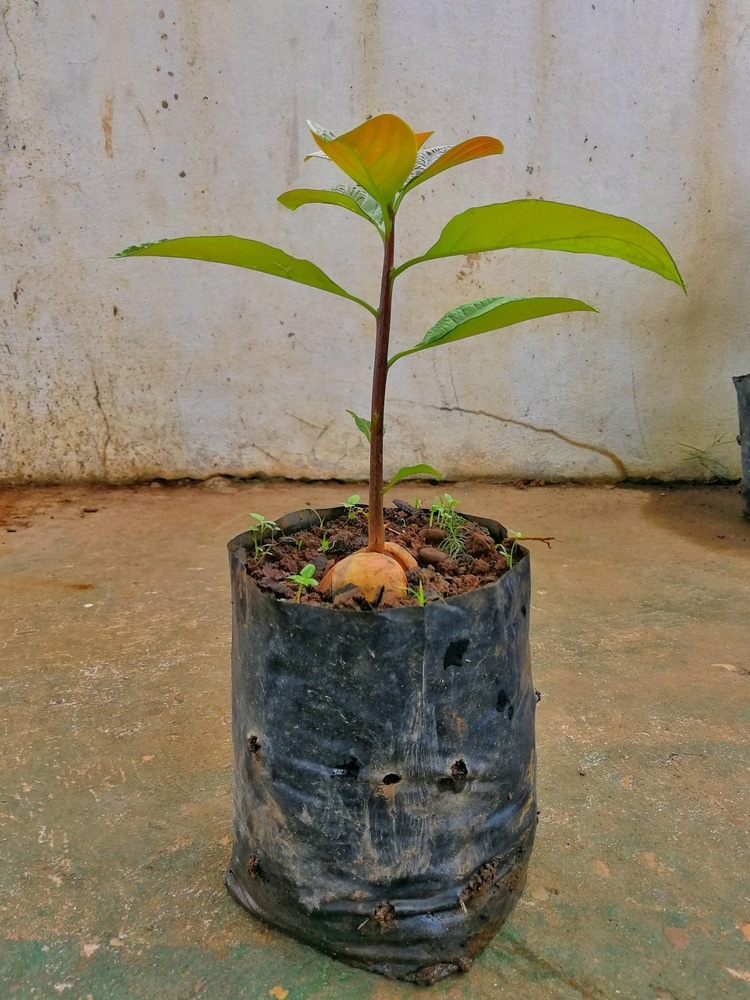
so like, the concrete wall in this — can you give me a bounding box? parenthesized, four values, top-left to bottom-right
(1, 0, 748, 484)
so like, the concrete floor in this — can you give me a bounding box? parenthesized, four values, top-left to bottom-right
(0, 480, 748, 1000)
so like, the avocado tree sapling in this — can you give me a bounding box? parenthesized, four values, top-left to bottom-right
(117, 114, 685, 600)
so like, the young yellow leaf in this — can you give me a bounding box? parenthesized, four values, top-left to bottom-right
(307, 115, 418, 208)
(400, 136, 504, 198)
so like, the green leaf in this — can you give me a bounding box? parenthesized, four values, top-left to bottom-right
(115, 236, 377, 316)
(346, 409, 371, 443)
(388, 295, 597, 366)
(307, 115, 418, 211)
(383, 464, 444, 493)
(394, 200, 686, 290)
(278, 184, 384, 230)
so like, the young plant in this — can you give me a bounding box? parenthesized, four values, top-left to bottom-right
(249, 512, 278, 562)
(287, 563, 319, 602)
(407, 579, 428, 607)
(250, 512, 278, 532)
(496, 529, 557, 568)
(429, 493, 468, 558)
(497, 531, 523, 570)
(117, 114, 684, 601)
(342, 494, 361, 520)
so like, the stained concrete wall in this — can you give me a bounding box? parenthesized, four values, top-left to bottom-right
(1, 0, 748, 484)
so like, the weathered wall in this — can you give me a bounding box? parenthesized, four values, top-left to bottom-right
(1, 0, 748, 483)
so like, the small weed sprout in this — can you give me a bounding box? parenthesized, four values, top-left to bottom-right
(250, 512, 278, 534)
(318, 530, 332, 554)
(249, 512, 279, 562)
(342, 495, 361, 520)
(678, 433, 736, 483)
(287, 563, 319, 602)
(497, 531, 523, 569)
(407, 579, 428, 607)
(304, 503, 327, 529)
(430, 494, 468, 558)
(496, 530, 557, 568)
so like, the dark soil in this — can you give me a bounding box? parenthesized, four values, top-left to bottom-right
(243, 501, 519, 610)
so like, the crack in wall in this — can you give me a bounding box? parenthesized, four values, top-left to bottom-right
(630, 368, 651, 461)
(3, 1, 21, 83)
(430, 405, 628, 478)
(92, 377, 111, 475)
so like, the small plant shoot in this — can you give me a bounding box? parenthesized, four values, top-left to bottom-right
(118, 114, 684, 600)
(248, 512, 278, 562)
(287, 563, 319, 603)
(342, 495, 361, 520)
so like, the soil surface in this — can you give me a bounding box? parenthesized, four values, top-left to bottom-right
(243, 500, 518, 609)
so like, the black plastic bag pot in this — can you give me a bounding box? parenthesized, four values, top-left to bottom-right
(735, 373, 750, 519)
(225, 507, 536, 985)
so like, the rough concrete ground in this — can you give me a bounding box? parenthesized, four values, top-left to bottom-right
(0, 481, 748, 1000)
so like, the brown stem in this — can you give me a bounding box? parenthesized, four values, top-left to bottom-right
(367, 212, 395, 552)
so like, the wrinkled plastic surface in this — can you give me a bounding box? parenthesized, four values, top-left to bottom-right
(735, 374, 750, 519)
(225, 508, 536, 985)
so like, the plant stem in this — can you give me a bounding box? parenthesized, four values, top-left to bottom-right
(367, 210, 395, 552)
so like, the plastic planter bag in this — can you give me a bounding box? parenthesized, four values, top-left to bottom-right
(225, 508, 537, 986)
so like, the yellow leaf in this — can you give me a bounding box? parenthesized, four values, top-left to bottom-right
(414, 130, 434, 149)
(269, 988, 289, 1000)
(308, 115, 417, 207)
(402, 135, 504, 194)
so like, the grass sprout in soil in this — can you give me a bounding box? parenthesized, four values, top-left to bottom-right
(246, 500, 516, 610)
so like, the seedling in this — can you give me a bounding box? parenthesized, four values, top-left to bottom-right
(407, 579, 428, 607)
(430, 493, 468, 558)
(249, 512, 279, 562)
(497, 531, 523, 569)
(496, 529, 557, 569)
(678, 432, 736, 483)
(287, 563, 319, 602)
(250, 513, 278, 535)
(318, 530, 332, 554)
(304, 504, 326, 529)
(118, 114, 684, 601)
(342, 495, 361, 520)
(429, 493, 462, 528)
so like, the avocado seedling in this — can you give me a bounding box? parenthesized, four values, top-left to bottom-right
(117, 114, 684, 603)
